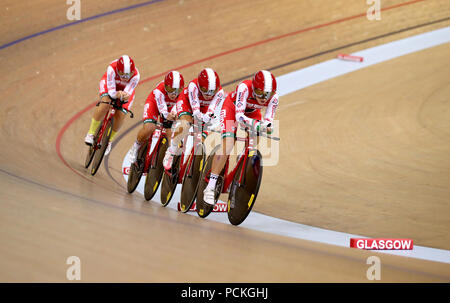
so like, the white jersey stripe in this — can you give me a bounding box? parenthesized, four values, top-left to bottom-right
(122, 55, 131, 74)
(205, 68, 216, 91)
(262, 70, 272, 92)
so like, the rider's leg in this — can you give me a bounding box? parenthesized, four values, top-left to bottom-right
(207, 135, 235, 189)
(85, 95, 111, 145)
(100, 109, 126, 156)
(163, 114, 192, 170)
(169, 114, 192, 154)
(110, 110, 126, 141)
(129, 122, 157, 163)
(203, 94, 236, 204)
(137, 122, 157, 144)
(86, 73, 110, 144)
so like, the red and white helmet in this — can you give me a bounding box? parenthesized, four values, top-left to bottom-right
(117, 55, 135, 80)
(164, 70, 184, 95)
(198, 68, 220, 97)
(252, 70, 277, 100)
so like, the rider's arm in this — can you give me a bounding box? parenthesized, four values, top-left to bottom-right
(106, 66, 119, 99)
(263, 92, 279, 125)
(188, 82, 201, 118)
(154, 89, 169, 119)
(235, 83, 254, 126)
(167, 104, 177, 121)
(260, 93, 279, 134)
(123, 69, 140, 97)
(206, 88, 226, 117)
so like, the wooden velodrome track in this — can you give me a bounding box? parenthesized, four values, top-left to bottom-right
(1, 0, 449, 282)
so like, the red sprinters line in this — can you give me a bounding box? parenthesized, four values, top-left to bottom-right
(56, 0, 425, 177)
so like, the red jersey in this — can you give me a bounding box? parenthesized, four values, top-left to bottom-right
(230, 80, 278, 125)
(147, 81, 180, 119)
(103, 59, 140, 99)
(187, 78, 226, 115)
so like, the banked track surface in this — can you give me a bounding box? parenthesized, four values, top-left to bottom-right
(1, 0, 449, 281)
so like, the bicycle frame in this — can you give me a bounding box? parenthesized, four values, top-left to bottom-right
(164, 118, 206, 183)
(143, 122, 167, 174)
(94, 104, 116, 151)
(221, 129, 255, 193)
(201, 127, 254, 194)
(94, 99, 134, 150)
(180, 119, 205, 183)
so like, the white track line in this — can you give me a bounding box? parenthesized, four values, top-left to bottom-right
(122, 26, 450, 264)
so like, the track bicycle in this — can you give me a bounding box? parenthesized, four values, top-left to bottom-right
(196, 121, 280, 225)
(85, 99, 134, 176)
(127, 121, 169, 200)
(160, 118, 213, 207)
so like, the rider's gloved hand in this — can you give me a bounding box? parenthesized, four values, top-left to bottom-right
(202, 111, 214, 124)
(254, 120, 272, 134)
(167, 111, 177, 121)
(116, 91, 129, 105)
(262, 121, 273, 134)
(121, 92, 130, 103)
(193, 110, 203, 122)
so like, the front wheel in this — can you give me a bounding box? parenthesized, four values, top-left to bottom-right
(127, 142, 149, 194)
(160, 154, 182, 207)
(84, 119, 105, 169)
(179, 143, 205, 213)
(196, 144, 226, 219)
(227, 149, 263, 226)
(90, 117, 113, 176)
(84, 140, 96, 169)
(144, 136, 168, 201)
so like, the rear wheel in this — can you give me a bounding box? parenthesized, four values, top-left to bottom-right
(179, 143, 205, 213)
(127, 141, 149, 194)
(227, 149, 263, 226)
(144, 136, 168, 201)
(196, 145, 226, 218)
(90, 117, 113, 176)
(160, 154, 182, 207)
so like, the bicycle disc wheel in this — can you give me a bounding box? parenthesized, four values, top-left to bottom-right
(160, 154, 181, 207)
(84, 142, 96, 169)
(127, 142, 149, 194)
(84, 121, 104, 168)
(196, 144, 225, 219)
(227, 149, 263, 226)
(144, 136, 168, 201)
(84, 145, 95, 168)
(179, 143, 205, 213)
(90, 118, 113, 176)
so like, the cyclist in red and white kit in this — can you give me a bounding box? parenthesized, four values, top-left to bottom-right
(203, 70, 278, 205)
(128, 71, 184, 163)
(84, 55, 140, 156)
(162, 68, 226, 170)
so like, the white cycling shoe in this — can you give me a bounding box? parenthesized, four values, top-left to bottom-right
(105, 142, 112, 156)
(128, 143, 140, 163)
(84, 133, 94, 146)
(163, 151, 174, 171)
(203, 187, 216, 205)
